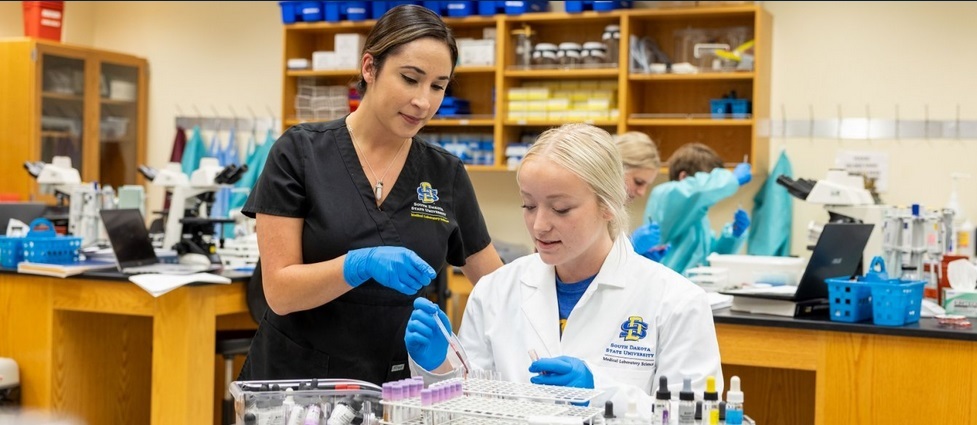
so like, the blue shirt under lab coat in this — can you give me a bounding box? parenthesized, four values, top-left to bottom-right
(644, 168, 743, 274)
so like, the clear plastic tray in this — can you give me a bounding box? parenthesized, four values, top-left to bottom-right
(229, 378, 383, 425)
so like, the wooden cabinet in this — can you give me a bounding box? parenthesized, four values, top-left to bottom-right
(0, 38, 148, 201)
(281, 4, 771, 173)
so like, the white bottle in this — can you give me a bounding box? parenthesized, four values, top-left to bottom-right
(947, 173, 976, 259)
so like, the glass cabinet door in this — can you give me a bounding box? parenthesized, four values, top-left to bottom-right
(39, 53, 85, 175)
(98, 62, 140, 190)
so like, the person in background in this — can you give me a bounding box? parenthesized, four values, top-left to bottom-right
(238, 4, 503, 385)
(404, 123, 723, 419)
(613, 131, 668, 262)
(643, 142, 752, 274)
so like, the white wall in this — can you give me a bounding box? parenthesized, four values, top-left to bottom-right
(4, 1, 977, 256)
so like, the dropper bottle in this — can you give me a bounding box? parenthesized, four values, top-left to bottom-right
(653, 376, 671, 425)
(703, 376, 720, 425)
(677, 377, 696, 425)
(725, 376, 744, 425)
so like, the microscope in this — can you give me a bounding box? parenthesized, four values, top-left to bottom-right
(23, 155, 103, 247)
(778, 168, 955, 279)
(140, 158, 247, 264)
(777, 168, 888, 269)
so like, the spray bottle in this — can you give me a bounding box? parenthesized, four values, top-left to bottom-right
(947, 173, 975, 259)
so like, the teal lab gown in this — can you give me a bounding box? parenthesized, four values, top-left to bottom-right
(747, 150, 794, 256)
(644, 168, 742, 274)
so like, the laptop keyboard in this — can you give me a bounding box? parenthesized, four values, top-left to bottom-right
(123, 263, 215, 275)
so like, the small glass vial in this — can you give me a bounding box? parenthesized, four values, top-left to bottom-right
(602, 24, 620, 65)
(725, 376, 744, 425)
(532, 43, 558, 66)
(653, 376, 671, 425)
(678, 377, 696, 425)
(557, 42, 582, 67)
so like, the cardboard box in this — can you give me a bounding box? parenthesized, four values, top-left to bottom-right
(943, 288, 977, 318)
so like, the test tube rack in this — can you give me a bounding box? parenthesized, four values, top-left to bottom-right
(380, 377, 606, 425)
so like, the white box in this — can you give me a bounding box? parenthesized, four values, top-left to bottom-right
(706, 254, 807, 287)
(943, 288, 977, 317)
(312, 51, 336, 70)
(459, 39, 495, 66)
(334, 33, 365, 68)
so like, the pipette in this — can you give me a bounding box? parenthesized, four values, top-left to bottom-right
(433, 311, 471, 376)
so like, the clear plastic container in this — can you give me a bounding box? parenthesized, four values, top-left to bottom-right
(557, 42, 582, 67)
(229, 378, 382, 425)
(602, 25, 620, 65)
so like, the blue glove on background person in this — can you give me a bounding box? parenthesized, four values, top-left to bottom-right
(344, 247, 437, 295)
(732, 208, 751, 237)
(405, 298, 451, 371)
(633, 222, 670, 263)
(529, 356, 594, 389)
(733, 162, 752, 186)
(631, 222, 661, 254)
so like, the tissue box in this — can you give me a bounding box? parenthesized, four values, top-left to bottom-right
(943, 288, 977, 317)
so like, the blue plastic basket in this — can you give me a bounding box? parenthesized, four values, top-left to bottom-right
(20, 218, 82, 265)
(826, 278, 874, 323)
(827, 256, 890, 323)
(0, 236, 25, 268)
(868, 279, 925, 326)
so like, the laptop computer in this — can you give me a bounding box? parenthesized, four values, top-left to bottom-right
(99, 208, 218, 275)
(0, 202, 48, 234)
(722, 222, 874, 301)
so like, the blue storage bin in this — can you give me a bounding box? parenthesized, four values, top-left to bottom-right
(709, 99, 728, 119)
(371, 1, 421, 19)
(344, 1, 371, 20)
(299, 1, 324, 21)
(423, 1, 447, 15)
(19, 218, 82, 265)
(477, 0, 504, 16)
(279, 1, 302, 24)
(594, 1, 632, 11)
(324, 1, 342, 22)
(503, 0, 548, 15)
(446, 1, 475, 16)
(729, 99, 751, 118)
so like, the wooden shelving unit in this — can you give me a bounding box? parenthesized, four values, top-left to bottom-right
(281, 4, 771, 173)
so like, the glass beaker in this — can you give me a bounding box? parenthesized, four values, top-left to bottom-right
(511, 24, 535, 68)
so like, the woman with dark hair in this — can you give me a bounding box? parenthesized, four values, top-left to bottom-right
(239, 4, 502, 384)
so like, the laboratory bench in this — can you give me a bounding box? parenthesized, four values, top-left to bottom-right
(713, 308, 977, 425)
(0, 268, 256, 425)
(4, 268, 975, 425)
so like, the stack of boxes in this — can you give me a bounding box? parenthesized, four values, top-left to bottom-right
(294, 78, 349, 122)
(506, 80, 618, 122)
(312, 33, 366, 71)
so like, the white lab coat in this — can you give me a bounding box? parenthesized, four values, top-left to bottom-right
(455, 235, 723, 418)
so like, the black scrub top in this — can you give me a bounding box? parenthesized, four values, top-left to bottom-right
(238, 117, 492, 385)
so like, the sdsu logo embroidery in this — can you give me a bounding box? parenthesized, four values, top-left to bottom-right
(619, 316, 648, 341)
(416, 182, 439, 204)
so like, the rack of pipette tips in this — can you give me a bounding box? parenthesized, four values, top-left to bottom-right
(228, 373, 606, 425)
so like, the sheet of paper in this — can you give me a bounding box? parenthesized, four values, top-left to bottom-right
(129, 273, 231, 297)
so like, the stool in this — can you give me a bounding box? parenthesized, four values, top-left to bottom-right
(216, 329, 255, 425)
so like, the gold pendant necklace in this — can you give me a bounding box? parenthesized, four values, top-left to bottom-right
(347, 124, 410, 206)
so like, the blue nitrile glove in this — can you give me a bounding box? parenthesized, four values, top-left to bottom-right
(732, 208, 751, 238)
(343, 247, 437, 295)
(405, 297, 451, 371)
(733, 162, 752, 186)
(644, 244, 670, 263)
(529, 356, 594, 389)
(631, 222, 662, 255)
